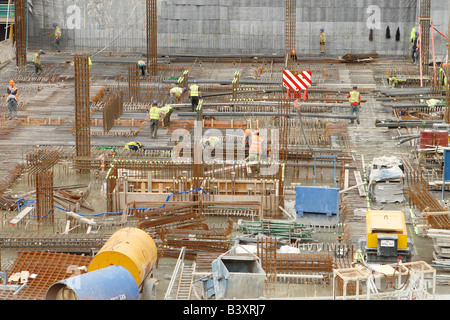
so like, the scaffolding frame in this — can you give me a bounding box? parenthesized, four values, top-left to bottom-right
(332, 261, 436, 300)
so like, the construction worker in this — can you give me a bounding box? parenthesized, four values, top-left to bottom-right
(32, 50, 45, 75)
(410, 32, 419, 64)
(137, 60, 147, 76)
(149, 100, 161, 139)
(160, 104, 173, 128)
(291, 48, 297, 61)
(243, 129, 252, 158)
(245, 130, 263, 174)
(53, 23, 61, 52)
(201, 130, 221, 161)
(88, 56, 93, 70)
(125, 141, 143, 151)
(189, 80, 201, 112)
(353, 249, 364, 264)
(410, 26, 417, 42)
(169, 86, 186, 104)
(347, 85, 361, 124)
(6, 80, 18, 120)
(320, 28, 326, 56)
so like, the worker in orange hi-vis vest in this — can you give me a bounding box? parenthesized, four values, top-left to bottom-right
(291, 48, 297, 61)
(6, 80, 18, 120)
(245, 130, 264, 174)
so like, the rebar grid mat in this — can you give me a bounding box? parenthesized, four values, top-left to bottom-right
(74, 55, 91, 158)
(257, 237, 277, 283)
(158, 218, 233, 259)
(0, 233, 109, 251)
(14, 0, 27, 72)
(137, 203, 205, 237)
(402, 157, 450, 229)
(146, 0, 157, 76)
(103, 90, 124, 133)
(109, 81, 169, 105)
(25, 150, 61, 176)
(0, 251, 92, 300)
(294, 242, 357, 270)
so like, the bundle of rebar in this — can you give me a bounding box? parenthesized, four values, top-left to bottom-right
(158, 218, 233, 259)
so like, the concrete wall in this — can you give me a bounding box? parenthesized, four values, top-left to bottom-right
(26, 0, 448, 57)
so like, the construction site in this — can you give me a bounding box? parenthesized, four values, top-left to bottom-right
(0, 0, 448, 303)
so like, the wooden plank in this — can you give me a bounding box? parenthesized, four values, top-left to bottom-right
(354, 171, 366, 197)
(9, 206, 33, 226)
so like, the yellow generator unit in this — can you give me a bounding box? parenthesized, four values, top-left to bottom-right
(359, 210, 413, 263)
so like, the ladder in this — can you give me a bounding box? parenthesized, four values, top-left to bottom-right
(313, 154, 337, 185)
(164, 247, 196, 300)
(175, 263, 195, 300)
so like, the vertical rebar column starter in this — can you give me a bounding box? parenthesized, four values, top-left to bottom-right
(419, 0, 431, 75)
(15, 0, 27, 72)
(128, 65, 141, 102)
(285, 0, 296, 70)
(446, 23, 450, 123)
(36, 170, 54, 227)
(74, 55, 91, 159)
(146, 0, 157, 76)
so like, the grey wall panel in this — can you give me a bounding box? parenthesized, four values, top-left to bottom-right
(25, 0, 447, 57)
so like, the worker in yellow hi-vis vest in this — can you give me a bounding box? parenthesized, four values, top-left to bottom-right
(161, 104, 173, 128)
(320, 28, 326, 56)
(137, 60, 147, 76)
(149, 100, 161, 139)
(32, 50, 45, 75)
(347, 85, 361, 124)
(53, 24, 62, 52)
(189, 80, 201, 112)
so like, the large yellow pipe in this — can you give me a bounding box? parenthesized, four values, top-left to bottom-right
(88, 228, 157, 287)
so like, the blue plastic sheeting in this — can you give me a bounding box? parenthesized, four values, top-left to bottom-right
(45, 265, 139, 300)
(295, 186, 339, 217)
